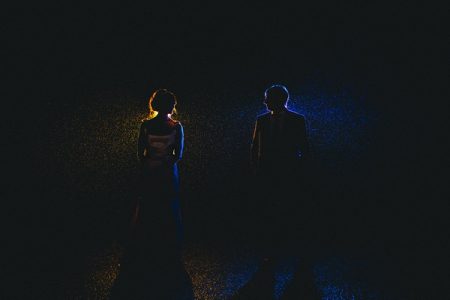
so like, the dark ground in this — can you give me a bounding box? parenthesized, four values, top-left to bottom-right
(3, 3, 449, 299)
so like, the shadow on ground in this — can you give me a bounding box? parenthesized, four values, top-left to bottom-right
(109, 251, 194, 300)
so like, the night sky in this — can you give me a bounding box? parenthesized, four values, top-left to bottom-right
(4, 3, 448, 299)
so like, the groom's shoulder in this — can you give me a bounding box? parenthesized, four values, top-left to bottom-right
(286, 110, 304, 118)
(286, 110, 306, 123)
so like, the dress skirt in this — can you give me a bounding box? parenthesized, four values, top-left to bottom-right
(131, 161, 183, 258)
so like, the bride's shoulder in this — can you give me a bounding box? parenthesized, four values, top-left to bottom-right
(169, 118, 182, 127)
(140, 118, 151, 127)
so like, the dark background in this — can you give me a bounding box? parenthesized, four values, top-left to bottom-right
(3, 2, 448, 298)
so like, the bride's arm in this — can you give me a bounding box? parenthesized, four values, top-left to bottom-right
(137, 122, 147, 162)
(172, 123, 184, 164)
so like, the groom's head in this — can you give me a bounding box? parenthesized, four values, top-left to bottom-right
(264, 85, 289, 112)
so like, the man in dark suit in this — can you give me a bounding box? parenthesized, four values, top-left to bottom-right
(251, 83, 311, 255)
(242, 84, 319, 299)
